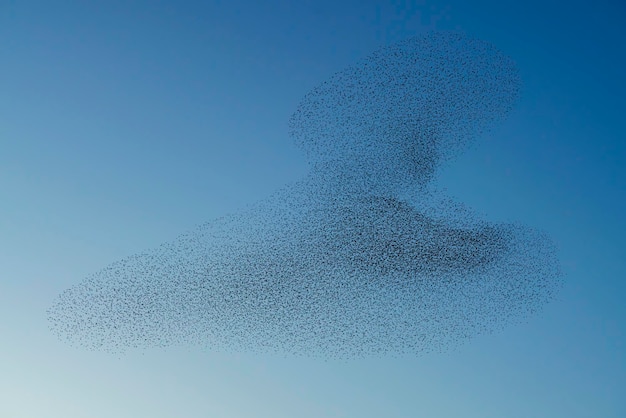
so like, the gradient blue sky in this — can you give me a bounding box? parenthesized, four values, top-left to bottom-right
(1, 1, 624, 417)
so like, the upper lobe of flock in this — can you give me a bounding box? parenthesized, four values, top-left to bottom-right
(47, 32, 561, 358)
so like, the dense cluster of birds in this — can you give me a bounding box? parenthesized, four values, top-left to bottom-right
(47, 32, 562, 358)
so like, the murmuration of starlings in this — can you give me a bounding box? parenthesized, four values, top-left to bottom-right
(47, 31, 562, 359)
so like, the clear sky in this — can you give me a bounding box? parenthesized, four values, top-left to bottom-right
(1, 1, 624, 417)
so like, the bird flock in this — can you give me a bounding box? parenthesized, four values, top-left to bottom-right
(47, 31, 562, 358)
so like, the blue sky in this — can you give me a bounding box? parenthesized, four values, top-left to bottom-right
(1, 1, 624, 417)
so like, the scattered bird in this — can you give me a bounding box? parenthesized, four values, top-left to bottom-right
(47, 31, 562, 359)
